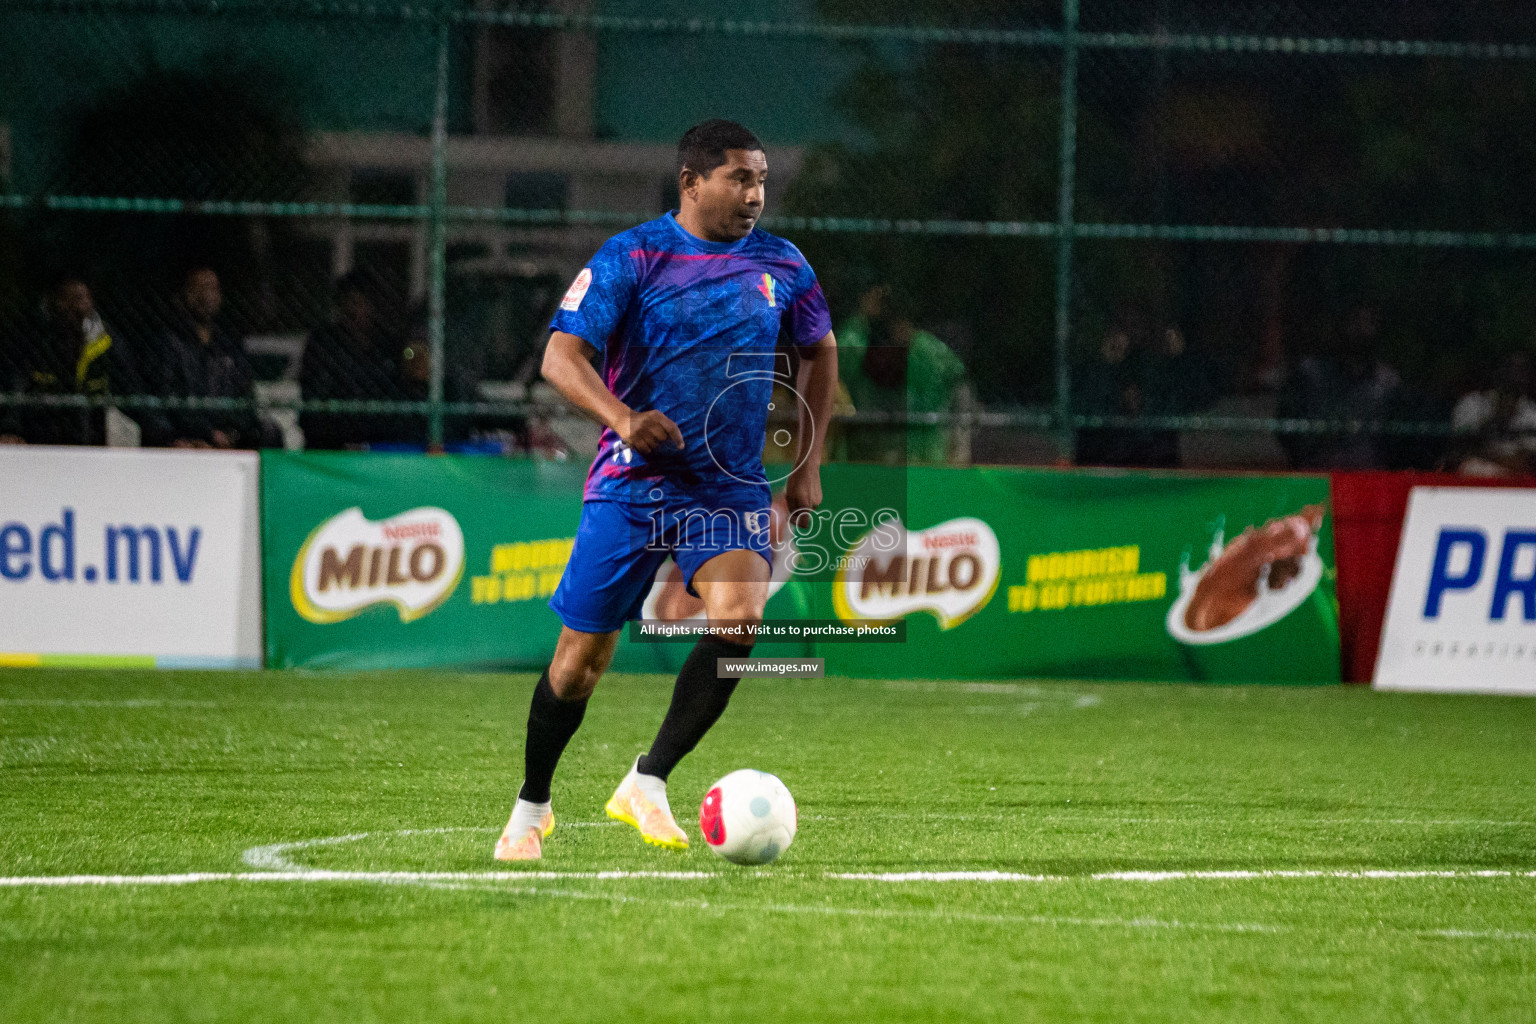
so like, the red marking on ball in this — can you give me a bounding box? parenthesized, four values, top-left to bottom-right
(700, 786, 726, 846)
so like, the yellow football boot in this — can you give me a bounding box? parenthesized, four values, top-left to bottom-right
(606, 769, 689, 851)
(493, 806, 556, 862)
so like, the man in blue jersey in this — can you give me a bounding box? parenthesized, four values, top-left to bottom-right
(495, 120, 838, 860)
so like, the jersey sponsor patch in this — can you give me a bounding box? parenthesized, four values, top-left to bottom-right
(560, 267, 594, 311)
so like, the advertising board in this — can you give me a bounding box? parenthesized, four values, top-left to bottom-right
(261, 455, 1341, 682)
(262, 452, 591, 669)
(1375, 487, 1536, 695)
(798, 466, 1340, 682)
(0, 446, 261, 667)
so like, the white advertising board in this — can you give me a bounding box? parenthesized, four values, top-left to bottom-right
(1375, 487, 1536, 695)
(0, 447, 261, 667)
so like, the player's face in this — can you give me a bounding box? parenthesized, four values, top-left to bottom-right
(690, 149, 767, 242)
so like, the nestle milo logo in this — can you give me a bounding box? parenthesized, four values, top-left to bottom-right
(290, 507, 465, 624)
(833, 516, 1001, 630)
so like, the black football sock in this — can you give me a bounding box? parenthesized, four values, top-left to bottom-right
(517, 668, 588, 804)
(636, 636, 753, 781)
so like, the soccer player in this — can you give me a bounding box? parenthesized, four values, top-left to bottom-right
(494, 120, 838, 860)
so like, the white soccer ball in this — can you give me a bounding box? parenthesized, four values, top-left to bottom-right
(698, 769, 797, 865)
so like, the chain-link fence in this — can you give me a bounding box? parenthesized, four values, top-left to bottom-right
(3, 0, 1536, 471)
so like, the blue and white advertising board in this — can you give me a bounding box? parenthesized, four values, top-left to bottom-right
(0, 447, 262, 668)
(1376, 487, 1536, 695)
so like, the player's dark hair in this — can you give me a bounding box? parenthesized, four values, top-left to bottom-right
(677, 119, 763, 179)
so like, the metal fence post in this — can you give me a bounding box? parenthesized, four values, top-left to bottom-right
(1053, 0, 1080, 461)
(427, 18, 450, 449)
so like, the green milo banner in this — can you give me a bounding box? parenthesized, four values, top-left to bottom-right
(262, 452, 675, 672)
(802, 465, 1338, 682)
(261, 453, 1339, 682)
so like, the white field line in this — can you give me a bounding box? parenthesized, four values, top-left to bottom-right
(6, 828, 1534, 944)
(0, 698, 221, 708)
(4, 827, 1532, 891)
(833, 869, 1536, 882)
(881, 681, 1099, 703)
(807, 811, 1535, 828)
(1422, 928, 1536, 942)
(1061, 817, 1536, 828)
(7, 868, 1534, 888)
(243, 825, 616, 872)
(0, 870, 714, 887)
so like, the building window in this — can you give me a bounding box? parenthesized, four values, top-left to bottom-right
(505, 172, 568, 213)
(476, 27, 556, 136)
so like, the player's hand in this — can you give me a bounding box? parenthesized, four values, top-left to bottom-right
(785, 466, 822, 529)
(618, 409, 685, 454)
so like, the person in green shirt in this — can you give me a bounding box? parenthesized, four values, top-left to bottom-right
(835, 285, 969, 465)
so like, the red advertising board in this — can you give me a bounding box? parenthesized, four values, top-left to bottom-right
(1330, 471, 1535, 682)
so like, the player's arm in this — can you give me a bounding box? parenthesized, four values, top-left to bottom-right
(541, 330, 684, 454)
(786, 330, 837, 522)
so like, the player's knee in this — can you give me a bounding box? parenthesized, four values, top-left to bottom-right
(549, 644, 613, 700)
(548, 661, 601, 700)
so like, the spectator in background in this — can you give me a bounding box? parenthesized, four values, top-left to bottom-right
(1077, 315, 1154, 467)
(299, 271, 408, 450)
(1451, 350, 1536, 477)
(1276, 304, 1402, 469)
(1077, 313, 1217, 468)
(835, 285, 968, 465)
(0, 273, 146, 446)
(391, 305, 479, 450)
(1140, 324, 1221, 460)
(146, 266, 264, 449)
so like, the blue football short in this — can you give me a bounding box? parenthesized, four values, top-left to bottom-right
(548, 493, 774, 634)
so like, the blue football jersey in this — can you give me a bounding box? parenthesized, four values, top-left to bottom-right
(550, 212, 831, 502)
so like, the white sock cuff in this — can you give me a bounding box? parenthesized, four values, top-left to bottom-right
(508, 796, 550, 833)
(629, 761, 670, 813)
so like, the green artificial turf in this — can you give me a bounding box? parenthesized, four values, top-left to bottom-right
(1, 668, 1533, 1023)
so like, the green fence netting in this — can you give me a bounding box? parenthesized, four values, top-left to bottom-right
(2, 0, 1535, 471)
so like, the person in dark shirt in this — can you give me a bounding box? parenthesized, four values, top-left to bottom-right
(1076, 313, 1168, 467)
(0, 274, 146, 446)
(390, 304, 489, 450)
(146, 267, 263, 449)
(299, 272, 411, 450)
(1076, 313, 1219, 469)
(1276, 305, 1401, 470)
